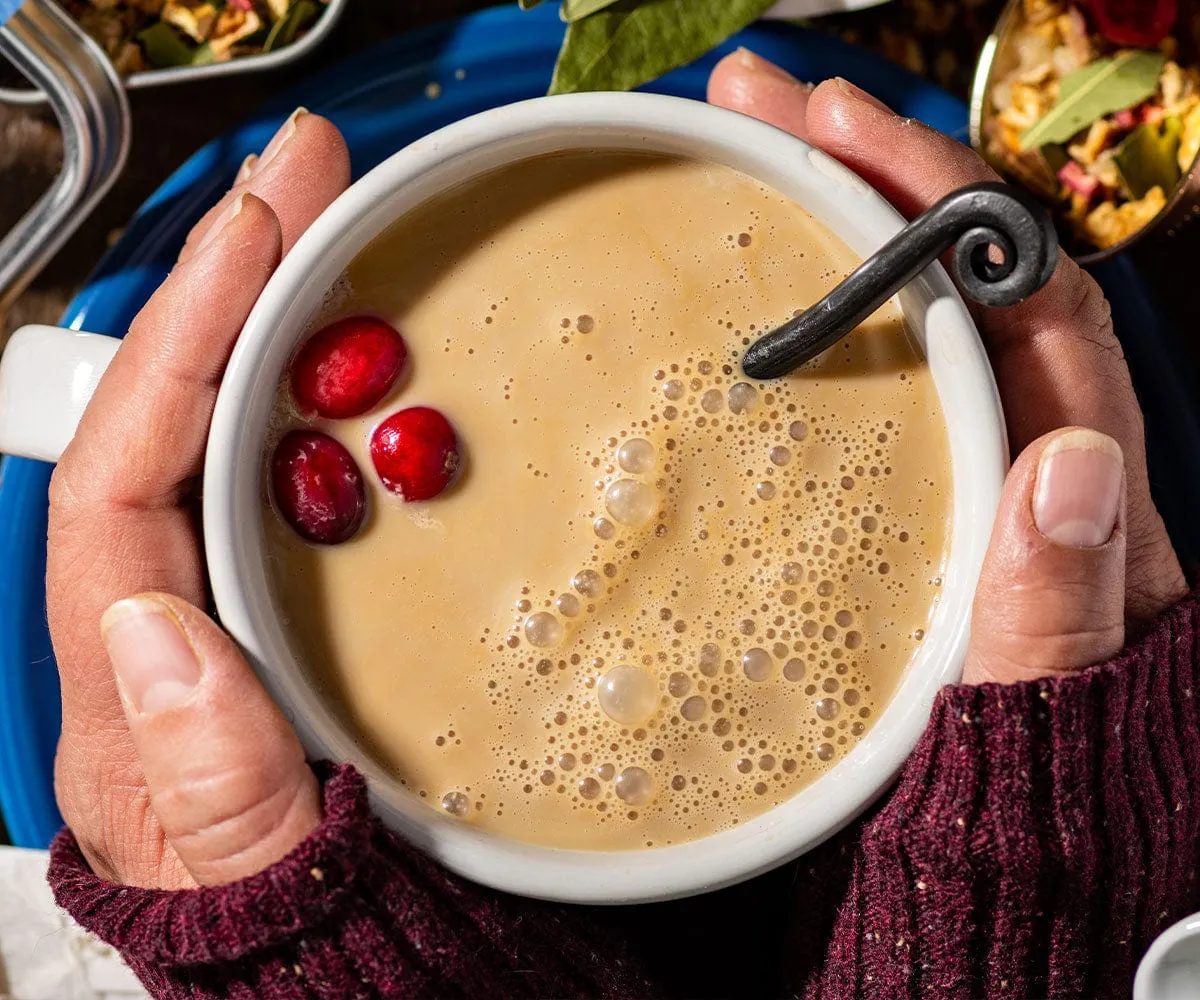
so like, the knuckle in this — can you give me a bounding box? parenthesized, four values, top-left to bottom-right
(155, 761, 308, 863)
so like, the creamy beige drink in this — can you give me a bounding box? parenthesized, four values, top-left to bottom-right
(263, 151, 951, 850)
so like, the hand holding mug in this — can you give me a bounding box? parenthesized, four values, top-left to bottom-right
(708, 51, 1187, 683)
(32, 65, 1187, 896)
(44, 110, 349, 888)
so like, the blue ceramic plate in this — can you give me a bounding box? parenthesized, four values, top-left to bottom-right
(2, 2, 1197, 847)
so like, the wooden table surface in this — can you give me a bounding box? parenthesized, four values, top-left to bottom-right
(0, 0, 1008, 339)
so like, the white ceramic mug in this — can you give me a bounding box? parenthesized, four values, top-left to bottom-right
(0, 93, 1006, 904)
(1136, 913, 1200, 1000)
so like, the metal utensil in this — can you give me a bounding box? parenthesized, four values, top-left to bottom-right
(742, 181, 1057, 380)
(0, 0, 130, 313)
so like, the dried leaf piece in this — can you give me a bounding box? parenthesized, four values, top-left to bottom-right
(1019, 50, 1166, 149)
(561, 0, 621, 21)
(264, 0, 318, 53)
(1179, 103, 1200, 172)
(161, 0, 217, 41)
(209, 6, 263, 60)
(137, 21, 195, 67)
(1083, 186, 1167, 247)
(549, 0, 777, 95)
(1115, 116, 1182, 198)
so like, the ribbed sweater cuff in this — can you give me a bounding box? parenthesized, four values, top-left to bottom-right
(828, 589, 1200, 999)
(48, 764, 654, 999)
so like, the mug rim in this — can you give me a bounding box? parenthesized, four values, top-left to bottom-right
(204, 92, 1007, 904)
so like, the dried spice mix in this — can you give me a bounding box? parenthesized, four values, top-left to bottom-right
(60, 0, 326, 75)
(985, 0, 1200, 251)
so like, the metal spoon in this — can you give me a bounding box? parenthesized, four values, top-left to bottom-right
(741, 181, 1058, 380)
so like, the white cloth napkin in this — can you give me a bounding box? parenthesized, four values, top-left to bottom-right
(0, 847, 147, 1000)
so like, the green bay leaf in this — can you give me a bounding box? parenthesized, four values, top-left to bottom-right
(1115, 116, 1182, 198)
(1019, 50, 1165, 150)
(561, 0, 622, 22)
(549, 0, 778, 95)
(518, 0, 548, 10)
(137, 22, 196, 68)
(264, 0, 318, 53)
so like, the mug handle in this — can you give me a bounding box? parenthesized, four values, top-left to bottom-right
(0, 324, 121, 463)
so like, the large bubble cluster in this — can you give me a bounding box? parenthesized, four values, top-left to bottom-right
(422, 338, 947, 845)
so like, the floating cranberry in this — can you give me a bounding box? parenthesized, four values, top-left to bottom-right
(272, 430, 366, 544)
(370, 406, 461, 502)
(1083, 0, 1176, 47)
(291, 316, 408, 419)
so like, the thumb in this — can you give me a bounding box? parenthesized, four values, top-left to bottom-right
(964, 427, 1127, 686)
(100, 593, 321, 886)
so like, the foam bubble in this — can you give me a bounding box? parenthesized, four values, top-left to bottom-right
(680, 696, 706, 721)
(605, 479, 658, 527)
(556, 593, 581, 617)
(701, 389, 725, 414)
(699, 643, 721, 677)
(728, 383, 759, 414)
(815, 698, 840, 720)
(615, 766, 654, 805)
(441, 792, 470, 817)
(618, 438, 656, 474)
(525, 612, 564, 648)
(742, 648, 773, 682)
(573, 570, 603, 598)
(597, 665, 658, 724)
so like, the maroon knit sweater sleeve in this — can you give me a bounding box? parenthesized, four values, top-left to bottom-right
(48, 591, 1200, 999)
(47, 763, 659, 999)
(784, 588, 1200, 1000)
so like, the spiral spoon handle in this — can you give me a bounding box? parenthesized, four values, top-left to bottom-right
(741, 181, 1058, 381)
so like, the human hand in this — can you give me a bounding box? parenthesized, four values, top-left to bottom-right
(707, 50, 1189, 685)
(44, 60, 1190, 897)
(46, 109, 351, 889)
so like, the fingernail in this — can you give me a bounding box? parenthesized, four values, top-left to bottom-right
(235, 153, 258, 184)
(254, 107, 307, 175)
(101, 597, 202, 715)
(833, 77, 892, 113)
(1033, 429, 1124, 548)
(734, 47, 809, 87)
(195, 192, 247, 255)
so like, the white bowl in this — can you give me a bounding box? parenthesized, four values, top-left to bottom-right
(0, 92, 1006, 904)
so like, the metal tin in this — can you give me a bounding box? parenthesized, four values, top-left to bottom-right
(969, 0, 1200, 264)
(0, 0, 347, 106)
(0, 0, 129, 311)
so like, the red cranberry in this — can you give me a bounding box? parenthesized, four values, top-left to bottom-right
(370, 406, 461, 502)
(1082, 0, 1175, 47)
(290, 316, 408, 419)
(271, 430, 367, 544)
